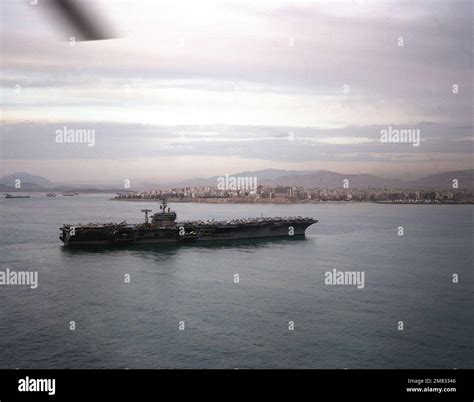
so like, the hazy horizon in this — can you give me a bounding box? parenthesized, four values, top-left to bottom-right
(1, 166, 473, 188)
(1, 0, 472, 183)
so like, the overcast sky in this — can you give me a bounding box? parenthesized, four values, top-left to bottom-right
(1, 0, 472, 184)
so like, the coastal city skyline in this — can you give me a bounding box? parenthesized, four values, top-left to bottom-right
(113, 185, 473, 204)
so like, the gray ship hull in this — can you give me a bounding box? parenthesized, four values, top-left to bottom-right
(60, 200, 317, 247)
(60, 221, 315, 247)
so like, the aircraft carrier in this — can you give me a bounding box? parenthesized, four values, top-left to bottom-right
(60, 200, 317, 246)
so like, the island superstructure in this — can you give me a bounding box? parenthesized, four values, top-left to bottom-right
(59, 200, 317, 246)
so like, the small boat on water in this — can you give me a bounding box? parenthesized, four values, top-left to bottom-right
(5, 194, 30, 199)
(47, 193, 57, 197)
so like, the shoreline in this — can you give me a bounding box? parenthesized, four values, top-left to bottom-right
(110, 198, 473, 205)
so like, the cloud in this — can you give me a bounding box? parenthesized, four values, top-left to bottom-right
(1, 122, 472, 162)
(0, 0, 472, 180)
(1, 1, 471, 126)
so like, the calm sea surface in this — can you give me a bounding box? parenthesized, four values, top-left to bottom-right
(0, 194, 472, 368)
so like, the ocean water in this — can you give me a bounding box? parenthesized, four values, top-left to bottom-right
(0, 194, 472, 369)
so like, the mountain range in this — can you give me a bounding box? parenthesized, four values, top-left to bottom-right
(169, 169, 473, 190)
(1, 169, 473, 192)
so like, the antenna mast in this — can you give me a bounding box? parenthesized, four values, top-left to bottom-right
(141, 209, 152, 225)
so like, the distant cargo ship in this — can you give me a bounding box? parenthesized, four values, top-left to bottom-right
(4, 194, 30, 199)
(62, 192, 79, 196)
(60, 200, 317, 246)
(47, 193, 57, 197)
